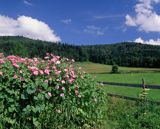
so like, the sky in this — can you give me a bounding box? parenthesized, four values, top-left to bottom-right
(0, 0, 160, 45)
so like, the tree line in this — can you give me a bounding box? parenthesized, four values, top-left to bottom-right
(0, 36, 160, 68)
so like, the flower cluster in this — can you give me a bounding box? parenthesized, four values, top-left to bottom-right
(0, 53, 105, 128)
(0, 53, 83, 98)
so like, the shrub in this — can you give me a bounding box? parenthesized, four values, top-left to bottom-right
(111, 64, 119, 73)
(0, 53, 106, 129)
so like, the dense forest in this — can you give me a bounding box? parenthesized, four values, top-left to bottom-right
(0, 36, 160, 68)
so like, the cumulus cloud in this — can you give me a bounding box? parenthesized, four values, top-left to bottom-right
(125, 0, 160, 32)
(24, 0, 33, 6)
(61, 19, 72, 24)
(84, 25, 105, 36)
(135, 37, 160, 45)
(0, 15, 61, 42)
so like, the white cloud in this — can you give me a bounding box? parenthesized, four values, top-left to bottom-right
(24, 0, 33, 6)
(0, 15, 61, 42)
(61, 19, 72, 24)
(135, 37, 160, 45)
(125, 0, 160, 32)
(84, 25, 105, 36)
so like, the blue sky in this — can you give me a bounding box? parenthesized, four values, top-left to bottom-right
(0, 0, 160, 45)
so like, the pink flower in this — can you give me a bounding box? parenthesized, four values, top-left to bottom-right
(44, 80, 48, 84)
(0, 71, 3, 76)
(62, 87, 65, 90)
(44, 69, 50, 75)
(61, 80, 65, 84)
(64, 69, 68, 72)
(75, 90, 79, 94)
(13, 74, 18, 79)
(33, 71, 39, 76)
(0, 53, 4, 58)
(55, 71, 61, 75)
(69, 78, 74, 84)
(0, 59, 5, 64)
(49, 77, 52, 81)
(56, 85, 59, 89)
(60, 93, 65, 97)
(48, 92, 52, 97)
(39, 70, 44, 75)
(12, 63, 19, 68)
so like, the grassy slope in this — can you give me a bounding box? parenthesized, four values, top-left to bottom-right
(77, 62, 160, 100)
(77, 62, 160, 74)
(77, 62, 160, 85)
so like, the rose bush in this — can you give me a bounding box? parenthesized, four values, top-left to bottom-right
(0, 53, 106, 129)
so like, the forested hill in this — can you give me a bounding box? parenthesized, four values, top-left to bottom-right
(0, 36, 160, 68)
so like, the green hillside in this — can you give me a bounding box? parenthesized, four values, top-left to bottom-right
(1, 36, 160, 68)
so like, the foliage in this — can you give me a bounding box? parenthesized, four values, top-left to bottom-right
(0, 53, 106, 129)
(107, 97, 160, 129)
(111, 64, 119, 73)
(1, 36, 160, 68)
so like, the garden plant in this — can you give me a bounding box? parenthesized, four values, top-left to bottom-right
(0, 53, 106, 129)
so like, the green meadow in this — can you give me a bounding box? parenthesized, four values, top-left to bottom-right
(77, 62, 160, 100)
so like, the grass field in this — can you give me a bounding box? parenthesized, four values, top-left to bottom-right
(77, 62, 160, 100)
(77, 62, 160, 74)
(77, 62, 160, 85)
(103, 85, 160, 100)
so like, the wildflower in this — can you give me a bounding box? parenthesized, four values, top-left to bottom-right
(75, 90, 79, 94)
(78, 95, 81, 98)
(39, 70, 44, 75)
(60, 93, 64, 97)
(44, 56, 49, 59)
(0, 71, 3, 76)
(62, 87, 65, 90)
(33, 70, 39, 76)
(44, 80, 48, 84)
(0, 59, 5, 64)
(55, 61, 60, 64)
(55, 71, 61, 75)
(69, 78, 74, 84)
(61, 80, 65, 84)
(44, 69, 50, 75)
(56, 85, 59, 89)
(13, 74, 18, 79)
(64, 69, 68, 72)
(12, 63, 19, 68)
(56, 109, 61, 113)
(48, 92, 52, 97)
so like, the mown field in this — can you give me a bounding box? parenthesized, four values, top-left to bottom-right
(77, 62, 160, 100)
